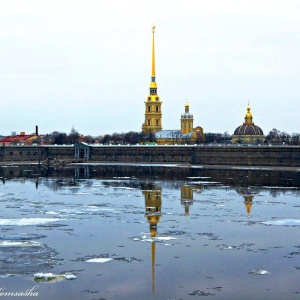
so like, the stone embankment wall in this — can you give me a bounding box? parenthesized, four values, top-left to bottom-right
(0, 145, 300, 167)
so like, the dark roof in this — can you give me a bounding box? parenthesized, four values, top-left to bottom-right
(233, 124, 264, 136)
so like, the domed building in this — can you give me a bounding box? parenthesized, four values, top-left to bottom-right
(232, 103, 265, 144)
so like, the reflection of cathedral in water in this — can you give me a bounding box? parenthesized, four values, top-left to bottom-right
(142, 183, 162, 295)
(181, 185, 194, 216)
(243, 195, 254, 218)
(236, 187, 256, 218)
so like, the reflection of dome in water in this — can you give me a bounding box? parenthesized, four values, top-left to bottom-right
(232, 103, 265, 144)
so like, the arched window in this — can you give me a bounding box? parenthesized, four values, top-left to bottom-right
(9, 151, 14, 156)
(156, 120, 159, 125)
(156, 106, 159, 112)
(148, 106, 151, 112)
(147, 119, 151, 126)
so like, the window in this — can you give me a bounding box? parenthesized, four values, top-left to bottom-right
(147, 119, 151, 126)
(155, 106, 159, 112)
(148, 106, 151, 112)
(156, 120, 159, 125)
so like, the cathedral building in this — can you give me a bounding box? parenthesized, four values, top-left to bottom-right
(142, 26, 162, 134)
(141, 27, 204, 144)
(154, 101, 204, 145)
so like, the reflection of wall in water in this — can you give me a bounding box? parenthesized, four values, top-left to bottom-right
(74, 167, 90, 179)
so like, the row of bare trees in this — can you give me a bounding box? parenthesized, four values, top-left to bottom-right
(34, 128, 300, 146)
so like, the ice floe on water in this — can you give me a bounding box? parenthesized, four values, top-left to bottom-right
(74, 254, 141, 263)
(0, 240, 42, 247)
(0, 218, 66, 226)
(86, 258, 113, 263)
(0, 235, 62, 276)
(0, 233, 46, 240)
(261, 219, 300, 226)
(248, 269, 270, 275)
(262, 186, 299, 189)
(34, 272, 77, 282)
(186, 177, 211, 179)
(131, 234, 178, 243)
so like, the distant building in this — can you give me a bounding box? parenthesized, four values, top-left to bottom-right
(0, 132, 38, 145)
(155, 102, 204, 145)
(232, 103, 265, 144)
(0, 127, 40, 145)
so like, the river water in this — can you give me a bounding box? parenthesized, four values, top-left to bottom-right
(0, 164, 299, 300)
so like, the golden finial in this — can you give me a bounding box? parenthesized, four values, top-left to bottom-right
(152, 25, 156, 32)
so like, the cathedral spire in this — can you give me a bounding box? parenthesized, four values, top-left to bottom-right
(152, 26, 156, 80)
(142, 26, 162, 133)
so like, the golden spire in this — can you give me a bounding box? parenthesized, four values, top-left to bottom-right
(152, 25, 156, 79)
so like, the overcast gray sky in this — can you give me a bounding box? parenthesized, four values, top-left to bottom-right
(0, 0, 299, 136)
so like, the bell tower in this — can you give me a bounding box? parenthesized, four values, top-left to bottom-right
(142, 26, 163, 133)
(180, 101, 194, 134)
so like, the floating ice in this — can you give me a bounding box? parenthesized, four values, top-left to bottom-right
(187, 181, 221, 185)
(34, 272, 56, 279)
(0, 234, 46, 241)
(132, 235, 177, 243)
(64, 273, 77, 280)
(261, 219, 300, 226)
(186, 177, 211, 179)
(34, 272, 77, 282)
(45, 211, 60, 215)
(0, 240, 42, 247)
(86, 258, 113, 263)
(0, 218, 65, 226)
(248, 269, 270, 275)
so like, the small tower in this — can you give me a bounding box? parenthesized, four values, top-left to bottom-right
(180, 101, 194, 134)
(142, 26, 163, 133)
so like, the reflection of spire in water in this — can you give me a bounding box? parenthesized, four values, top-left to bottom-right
(151, 242, 156, 295)
(143, 184, 162, 296)
(181, 185, 194, 216)
(36, 178, 39, 189)
(243, 195, 254, 218)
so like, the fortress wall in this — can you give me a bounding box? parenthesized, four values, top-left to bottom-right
(191, 146, 300, 167)
(0, 145, 299, 167)
(91, 146, 193, 163)
(0, 146, 47, 162)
